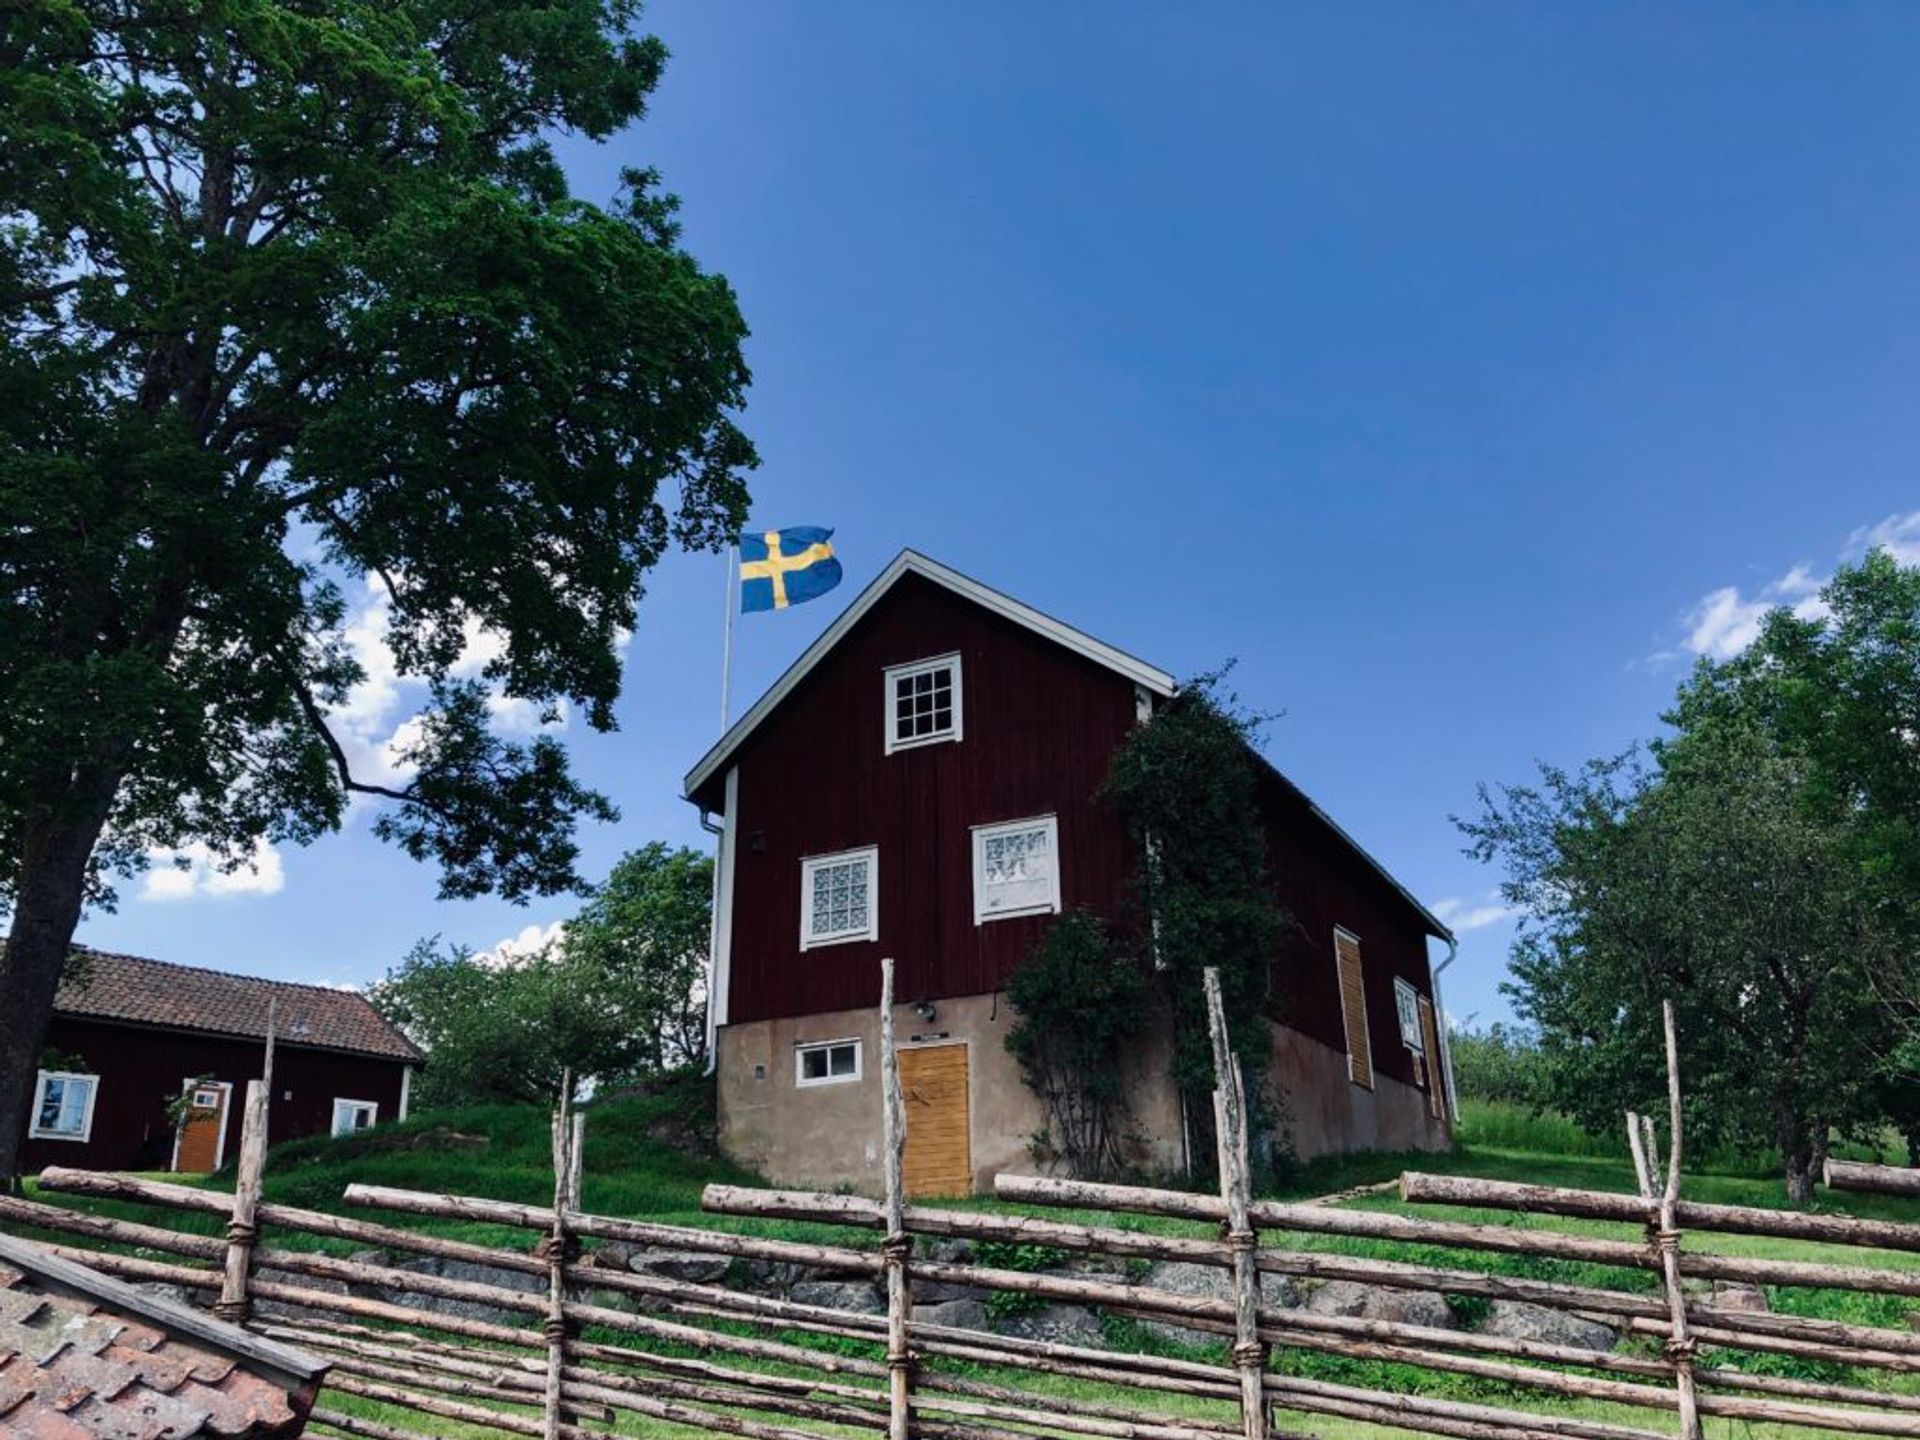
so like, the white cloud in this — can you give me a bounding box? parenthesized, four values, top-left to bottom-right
(328, 579, 568, 802)
(473, 921, 566, 969)
(141, 837, 285, 902)
(1849, 510, 1920, 567)
(1670, 510, 1920, 665)
(1429, 894, 1518, 933)
(1681, 563, 1827, 662)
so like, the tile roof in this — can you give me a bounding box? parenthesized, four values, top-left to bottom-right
(0, 1238, 327, 1438)
(49, 949, 423, 1064)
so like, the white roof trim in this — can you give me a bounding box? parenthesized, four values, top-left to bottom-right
(684, 550, 1175, 801)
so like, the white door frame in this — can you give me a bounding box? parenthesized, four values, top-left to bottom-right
(169, 1077, 233, 1173)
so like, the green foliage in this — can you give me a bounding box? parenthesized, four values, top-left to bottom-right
(370, 936, 635, 1107)
(562, 842, 715, 1075)
(1004, 910, 1148, 1179)
(0, 0, 755, 1178)
(1445, 1023, 1544, 1108)
(1464, 555, 1920, 1203)
(970, 1240, 1071, 1319)
(1104, 669, 1288, 1174)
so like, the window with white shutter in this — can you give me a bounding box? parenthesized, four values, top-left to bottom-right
(972, 815, 1061, 923)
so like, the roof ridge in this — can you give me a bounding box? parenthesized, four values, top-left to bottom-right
(68, 945, 367, 997)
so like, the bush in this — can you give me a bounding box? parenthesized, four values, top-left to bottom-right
(1447, 1022, 1544, 1107)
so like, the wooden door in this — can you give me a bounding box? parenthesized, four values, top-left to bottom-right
(173, 1081, 230, 1174)
(1417, 996, 1443, 1119)
(899, 1044, 971, 1197)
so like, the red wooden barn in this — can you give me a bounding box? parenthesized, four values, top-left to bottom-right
(15, 949, 421, 1176)
(685, 551, 1458, 1196)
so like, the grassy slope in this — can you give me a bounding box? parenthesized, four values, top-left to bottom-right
(21, 1092, 1920, 1438)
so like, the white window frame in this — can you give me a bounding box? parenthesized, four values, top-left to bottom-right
(883, 653, 963, 755)
(800, 845, 880, 949)
(1394, 977, 1424, 1053)
(331, 1098, 379, 1137)
(28, 1070, 98, 1143)
(794, 1038, 863, 1088)
(971, 814, 1063, 924)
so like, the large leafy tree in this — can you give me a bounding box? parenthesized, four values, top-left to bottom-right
(1465, 556, 1920, 1203)
(560, 841, 712, 1075)
(0, 3, 754, 1180)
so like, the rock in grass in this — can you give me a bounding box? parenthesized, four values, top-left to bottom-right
(1305, 1280, 1455, 1329)
(993, 1303, 1106, 1346)
(1479, 1299, 1616, 1351)
(1136, 1261, 1302, 1346)
(789, 1278, 885, 1314)
(913, 1298, 989, 1330)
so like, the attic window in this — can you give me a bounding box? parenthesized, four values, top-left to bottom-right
(884, 654, 962, 754)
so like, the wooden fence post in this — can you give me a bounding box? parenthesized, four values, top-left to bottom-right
(215, 999, 274, 1326)
(1202, 967, 1267, 1440)
(879, 957, 912, 1440)
(213, 1079, 269, 1324)
(1642, 1002, 1702, 1440)
(543, 1073, 575, 1440)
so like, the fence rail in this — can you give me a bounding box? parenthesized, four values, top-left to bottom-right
(12, 970, 1920, 1439)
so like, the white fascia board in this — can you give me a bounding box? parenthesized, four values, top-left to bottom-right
(683, 550, 1175, 801)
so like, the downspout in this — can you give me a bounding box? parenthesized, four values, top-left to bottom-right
(1431, 934, 1461, 1123)
(699, 808, 724, 1076)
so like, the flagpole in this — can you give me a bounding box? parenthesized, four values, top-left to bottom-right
(720, 542, 737, 731)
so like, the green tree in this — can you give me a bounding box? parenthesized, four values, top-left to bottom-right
(561, 841, 713, 1076)
(0, 3, 754, 1180)
(1004, 910, 1149, 1179)
(1465, 719, 1897, 1204)
(1105, 670, 1288, 1178)
(370, 937, 637, 1108)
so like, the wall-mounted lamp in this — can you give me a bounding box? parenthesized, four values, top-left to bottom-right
(912, 1000, 937, 1022)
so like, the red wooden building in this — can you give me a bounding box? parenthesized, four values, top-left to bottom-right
(16, 949, 421, 1175)
(685, 551, 1457, 1196)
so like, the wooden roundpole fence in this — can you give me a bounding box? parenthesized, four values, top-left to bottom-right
(544, 1073, 576, 1440)
(878, 957, 912, 1440)
(1203, 967, 1267, 1440)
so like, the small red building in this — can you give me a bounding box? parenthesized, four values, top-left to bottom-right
(17, 949, 422, 1175)
(685, 551, 1458, 1196)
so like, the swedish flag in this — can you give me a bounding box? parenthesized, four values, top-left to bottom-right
(739, 527, 843, 613)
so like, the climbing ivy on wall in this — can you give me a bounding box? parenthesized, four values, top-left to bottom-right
(1106, 668, 1290, 1181)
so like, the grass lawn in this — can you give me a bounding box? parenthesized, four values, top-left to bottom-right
(16, 1087, 1920, 1439)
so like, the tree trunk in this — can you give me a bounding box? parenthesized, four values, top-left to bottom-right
(1778, 1105, 1816, 1209)
(0, 770, 125, 1187)
(1905, 1124, 1920, 1169)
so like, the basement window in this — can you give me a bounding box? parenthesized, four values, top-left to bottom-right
(795, 1039, 862, 1088)
(884, 654, 962, 753)
(29, 1071, 97, 1143)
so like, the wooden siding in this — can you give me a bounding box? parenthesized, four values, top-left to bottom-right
(18, 1017, 409, 1174)
(711, 567, 1450, 1127)
(900, 1043, 972, 1197)
(1257, 768, 1443, 1102)
(719, 572, 1143, 1025)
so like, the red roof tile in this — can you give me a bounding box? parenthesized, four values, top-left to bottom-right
(0, 1245, 327, 1439)
(48, 950, 422, 1064)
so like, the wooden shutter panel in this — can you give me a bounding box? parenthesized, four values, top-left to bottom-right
(1333, 929, 1373, 1089)
(1417, 995, 1443, 1119)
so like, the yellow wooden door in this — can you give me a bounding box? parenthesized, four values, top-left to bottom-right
(174, 1082, 228, 1173)
(899, 1044, 971, 1197)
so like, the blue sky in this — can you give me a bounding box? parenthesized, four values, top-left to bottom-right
(79, 5, 1920, 1028)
